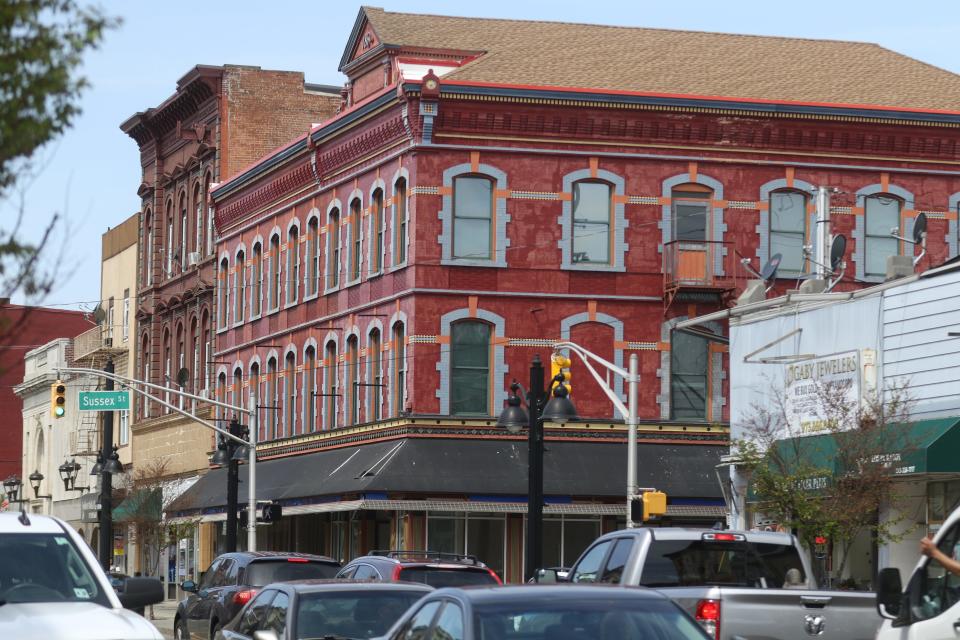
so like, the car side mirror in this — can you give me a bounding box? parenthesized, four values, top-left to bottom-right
(180, 579, 197, 593)
(253, 630, 280, 640)
(876, 567, 903, 620)
(119, 577, 164, 610)
(533, 568, 564, 583)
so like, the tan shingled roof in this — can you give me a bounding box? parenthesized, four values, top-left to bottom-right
(361, 7, 960, 112)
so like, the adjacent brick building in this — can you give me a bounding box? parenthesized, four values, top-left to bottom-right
(120, 64, 339, 586)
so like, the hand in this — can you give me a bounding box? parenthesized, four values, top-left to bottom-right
(920, 536, 937, 557)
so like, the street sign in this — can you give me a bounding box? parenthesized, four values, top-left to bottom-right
(78, 390, 130, 411)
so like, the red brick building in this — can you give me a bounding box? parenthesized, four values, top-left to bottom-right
(121, 65, 339, 581)
(176, 10, 960, 580)
(0, 304, 91, 480)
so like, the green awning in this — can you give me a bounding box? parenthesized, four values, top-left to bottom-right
(771, 417, 960, 478)
(112, 488, 162, 522)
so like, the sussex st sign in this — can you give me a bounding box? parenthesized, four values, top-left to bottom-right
(78, 390, 130, 411)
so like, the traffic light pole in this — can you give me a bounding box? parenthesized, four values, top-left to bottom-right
(98, 359, 115, 572)
(526, 356, 546, 583)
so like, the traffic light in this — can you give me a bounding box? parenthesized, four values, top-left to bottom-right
(50, 380, 66, 419)
(550, 353, 572, 395)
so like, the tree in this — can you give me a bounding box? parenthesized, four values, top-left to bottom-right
(735, 378, 915, 586)
(0, 1, 117, 326)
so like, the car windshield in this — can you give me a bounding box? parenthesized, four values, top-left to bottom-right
(398, 567, 497, 587)
(296, 590, 426, 639)
(0, 532, 109, 606)
(245, 560, 338, 587)
(474, 597, 708, 640)
(639, 540, 806, 588)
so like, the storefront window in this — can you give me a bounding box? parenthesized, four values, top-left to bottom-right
(427, 516, 466, 555)
(536, 517, 601, 569)
(928, 480, 960, 530)
(467, 518, 505, 579)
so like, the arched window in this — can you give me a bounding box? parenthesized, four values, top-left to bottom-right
(327, 208, 341, 290)
(179, 192, 188, 273)
(268, 233, 281, 310)
(304, 346, 317, 432)
(251, 242, 263, 317)
(217, 371, 227, 421)
(165, 203, 174, 278)
(193, 183, 203, 256)
(283, 351, 296, 436)
(371, 188, 384, 274)
(176, 323, 185, 409)
(450, 321, 491, 415)
(233, 367, 243, 420)
(306, 216, 320, 297)
(162, 329, 171, 411)
(218, 257, 229, 329)
(266, 356, 278, 439)
(346, 335, 359, 425)
(141, 334, 151, 418)
(189, 317, 199, 396)
(391, 322, 405, 417)
(249, 361, 261, 438)
(144, 209, 153, 286)
(324, 340, 338, 429)
(205, 170, 214, 256)
(670, 329, 708, 420)
(770, 190, 808, 274)
(286, 225, 299, 305)
(672, 184, 712, 242)
(394, 178, 407, 265)
(865, 194, 902, 278)
(349, 197, 362, 282)
(234, 250, 245, 324)
(452, 175, 493, 260)
(200, 309, 210, 392)
(368, 328, 382, 421)
(571, 180, 612, 264)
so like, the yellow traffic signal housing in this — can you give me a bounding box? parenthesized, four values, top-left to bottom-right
(643, 491, 668, 521)
(51, 380, 66, 419)
(550, 353, 572, 395)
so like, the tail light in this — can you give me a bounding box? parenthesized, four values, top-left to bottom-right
(392, 565, 403, 581)
(486, 568, 502, 584)
(286, 557, 309, 563)
(695, 599, 720, 640)
(232, 589, 257, 606)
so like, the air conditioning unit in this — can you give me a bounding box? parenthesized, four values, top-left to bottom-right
(187, 252, 202, 267)
(103, 337, 113, 348)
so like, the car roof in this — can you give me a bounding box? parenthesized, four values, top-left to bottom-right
(217, 550, 339, 564)
(0, 512, 68, 534)
(270, 579, 434, 593)
(433, 584, 670, 604)
(350, 553, 488, 568)
(601, 527, 795, 545)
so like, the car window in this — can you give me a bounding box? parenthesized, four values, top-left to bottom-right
(225, 558, 241, 585)
(237, 589, 277, 635)
(353, 564, 381, 580)
(263, 591, 290, 635)
(431, 602, 464, 640)
(0, 531, 109, 606)
(336, 566, 357, 579)
(199, 559, 221, 589)
(245, 559, 338, 587)
(600, 538, 634, 584)
(213, 559, 233, 587)
(397, 567, 497, 587)
(909, 522, 960, 621)
(397, 600, 441, 640)
(639, 539, 806, 588)
(570, 540, 612, 583)
(297, 589, 427, 639)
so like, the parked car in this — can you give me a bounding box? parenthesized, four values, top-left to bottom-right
(0, 512, 164, 640)
(174, 551, 339, 640)
(216, 580, 433, 640)
(336, 550, 501, 587)
(876, 503, 960, 639)
(549, 528, 881, 640)
(378, 584, 711, 640)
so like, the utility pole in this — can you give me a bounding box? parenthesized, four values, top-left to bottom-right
(225, 419, 241, 552)
(98, 359, 115, 572)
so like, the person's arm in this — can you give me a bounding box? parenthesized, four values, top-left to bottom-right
(921, 537, 960, 577)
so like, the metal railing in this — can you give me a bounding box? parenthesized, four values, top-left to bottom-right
(73, 325, 121, 361)
(663, 240, 731, 290)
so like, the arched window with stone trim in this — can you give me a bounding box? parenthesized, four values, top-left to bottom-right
(346, 335, 360, 425)
(179, 191, 188, 274)
(391, 321, 405, 417)
(393, 176, 407, 266)
(769, 189, 809, 275)
(286, 224, 300, 305)
(193, 182, 203, 256)
(268, 232, 281, 310)
(864, 194, 903, 279)
(205, 169, 215, 257)
(453, 175, 494, 260)
(324, 339, 338, 429)
(249, 359, 260, 439)
(571, 180, 613, 265)
(232, 366, 243, 421)
(306, 213, 320, 297)
(140, 333, 151, 418)
(165, 202, 174, 279)
(266, 356, 278, 439)
(367, 327, 382, 422)
(218, 257, 229, 329)
(326, 206, 341, 291)
(162, 328, 172, 411)
(348, 196, 362, 283)
(234, 249, 245, 324)
(251, 241, 263, 317)
(370, 187, 385, 274)
(143, 208, 153, 286)
(670, 329, 709, 420)
(283, 350, 296, 437)
(450, 321, 491, 415)
(303, 345, 317, 432)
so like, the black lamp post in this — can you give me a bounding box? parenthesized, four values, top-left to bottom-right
(210, 419, 247, 553)
(3, 475, 22, 504)
(59, 459, 86, 493)
(496, 354, 578, 581)
(28, 470, 53, 500)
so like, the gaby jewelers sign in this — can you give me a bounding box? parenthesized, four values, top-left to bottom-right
(784, 351, 860, 437)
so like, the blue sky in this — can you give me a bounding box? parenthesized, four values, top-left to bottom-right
(9, 0, 960, 310)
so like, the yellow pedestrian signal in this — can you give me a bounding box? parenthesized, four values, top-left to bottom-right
(643, 491, 667, 521)
(550, 353, 572, 395)
(51, 380, 67, 419)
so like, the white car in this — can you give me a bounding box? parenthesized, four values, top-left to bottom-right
(0, 511, 163, 640)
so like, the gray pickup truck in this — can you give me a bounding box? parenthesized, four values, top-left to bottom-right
(550, 528, 880, 640)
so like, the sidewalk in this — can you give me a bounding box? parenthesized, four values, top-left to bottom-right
(143, 599, 178, 640)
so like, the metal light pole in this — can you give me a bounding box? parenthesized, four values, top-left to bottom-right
(526, 356, 546, 582)
(247, 391, 258, 552)
(98, 359, 115, 571)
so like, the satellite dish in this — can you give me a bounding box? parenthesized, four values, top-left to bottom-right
(92, 305, 106, 325)
(176, 367, 190, 387)
(913, 212, 928, 246)
(760, 253, 782, 283)
(829, 235, 847, 274)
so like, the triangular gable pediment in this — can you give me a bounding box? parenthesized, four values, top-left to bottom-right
(340, 7, 384, 71)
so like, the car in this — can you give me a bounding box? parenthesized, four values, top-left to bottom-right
(175, 551, 340, 640)
(336, 550, 502, 587)
(0, 511, 164, 640)
(377, 584, 711, 640)
(216, 579, 433, 640)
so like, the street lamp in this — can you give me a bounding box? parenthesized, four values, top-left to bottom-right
(209, 419, 247, 552)
(28, 471, 53, 500)
(59, 459, 86, 493)
(3, 475, 22, 504)
(496, 354, 579, 581)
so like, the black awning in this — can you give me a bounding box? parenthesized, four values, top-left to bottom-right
(168, 438, 725, 515)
